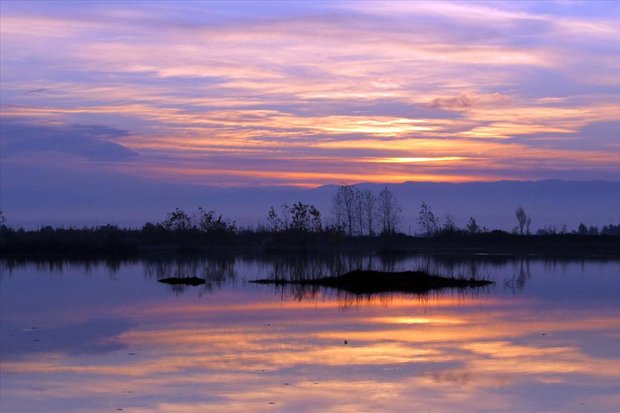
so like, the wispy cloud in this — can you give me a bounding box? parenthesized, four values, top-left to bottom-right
(0, 1, 618, 186)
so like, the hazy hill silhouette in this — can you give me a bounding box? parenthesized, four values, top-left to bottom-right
(1, 178, 618, 231)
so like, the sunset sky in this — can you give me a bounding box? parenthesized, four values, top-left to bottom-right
(1, 0, 619, 189)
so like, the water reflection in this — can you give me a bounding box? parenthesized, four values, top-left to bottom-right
(0, 256, 129, 274)
(1, 318, 136, 357)
(144, 257, 237, 295)
(256, 278, 493, 310)
(2, 253, 616, 293)
(1, 256, 619, 412)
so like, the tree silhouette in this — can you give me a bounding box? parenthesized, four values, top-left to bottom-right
(267, 202, 321, 233)
(443, 214, 457, 233)
(163, 208, 192, 231)
(195, 207, 236, 235)
(418, 201, 438, 236)
(377, 187, 401, 234)
(332, 184, 359, 236)
(515, 206, 530, 235)
(467, 217, 481, 234)
(360, 189, 377, 236)
(267, 206, 283, 232)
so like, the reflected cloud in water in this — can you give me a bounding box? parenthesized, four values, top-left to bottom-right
(1, 256, 619, 412)
(1, 318, 136, 357)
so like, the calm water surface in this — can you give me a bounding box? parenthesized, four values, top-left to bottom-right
(1, 255, 619, 413)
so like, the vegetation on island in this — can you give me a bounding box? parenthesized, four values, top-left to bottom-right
(1, 184, 619, 258)
(251, 269, 493, 295)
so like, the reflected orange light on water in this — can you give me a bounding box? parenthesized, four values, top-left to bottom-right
(4, 292, 618, 412)
(3, 249, 620, 413)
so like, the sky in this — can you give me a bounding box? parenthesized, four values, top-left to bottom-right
(1, 0, 619, 193)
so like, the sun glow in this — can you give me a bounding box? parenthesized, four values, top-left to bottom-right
(370, 156, 466, 164)
(1, 0, 618, 186)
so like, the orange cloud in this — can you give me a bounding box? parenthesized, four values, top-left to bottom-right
(1, 1, 618, 186)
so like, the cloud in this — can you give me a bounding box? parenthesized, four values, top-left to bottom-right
(0, 1, 618, 187)
(577, 121, 620, 148)
(0, 120, 138, 162)
(427, 92, 512, 111)
(508, 120, 620, 150)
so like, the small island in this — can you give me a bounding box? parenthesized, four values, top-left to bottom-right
(158, 276, 206, 286)
(251, 269, 493, 295)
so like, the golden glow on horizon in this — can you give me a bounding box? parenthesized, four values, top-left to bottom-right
(122, 164, 498, 186)
(1, 1, 619, 185)
(369, 156, 466, 164)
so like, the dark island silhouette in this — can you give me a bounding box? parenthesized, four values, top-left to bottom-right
(251, 269, 493, 295)
(158, 276, 206, 286)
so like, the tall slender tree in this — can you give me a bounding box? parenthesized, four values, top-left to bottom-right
(515, 206, 529, 235)
(332, 184, 359, 236)
(377, 187, 401, 234)
(418, 202, 438, 236)
(360, 189, 377, 236)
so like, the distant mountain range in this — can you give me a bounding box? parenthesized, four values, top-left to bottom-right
(2, 179, 619, 231)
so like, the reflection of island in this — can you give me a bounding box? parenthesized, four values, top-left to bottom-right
(145, 257, 237, 294)
(252, 269, 493, 295)
(1, 253, 608, 298)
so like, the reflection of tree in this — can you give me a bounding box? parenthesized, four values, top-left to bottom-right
(402, 253, 535, 291)
(3, 254, 609, 299)
(265, 280, 486, 311)
(515, 258, 531, 289)
(252, 253, 610, 296)
(144, 256, 236, 295)
(379, 255, 397, 273)
(504, 258, 532, 292)
(262, 253, 405, 282)
(254, 253, 491, 310)
(0, 257, 127, 276)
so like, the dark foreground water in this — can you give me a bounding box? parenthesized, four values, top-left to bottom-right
(1, 255, 619, 413)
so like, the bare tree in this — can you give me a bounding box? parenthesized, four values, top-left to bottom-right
(309, 205, 322, 232)
(267, 206, 283, 232)
(163, 208, 192, 231)
(360, 189, 377, 236)
(577, 223, 588, 235)
(467, 217, 481, 234)
(377, 187, 401, 234)
(418, 201, 438, 236)
(290, 202, 321, 232)
(526, 217, 532, 235)
(354, 191, 364, 236)
(332, 184, 359, 236)
(269, 202, 322, 233)
(443, 214, 457, 233)
(515, 206, 529, 235)
(195, 207, 236, 234)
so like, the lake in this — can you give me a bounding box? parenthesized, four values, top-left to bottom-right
(1, 254, 619, 413)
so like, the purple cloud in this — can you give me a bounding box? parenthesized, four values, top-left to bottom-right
(0, 120, 138, 162)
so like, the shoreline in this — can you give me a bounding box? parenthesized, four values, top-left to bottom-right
(2, 228, 620, 260)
